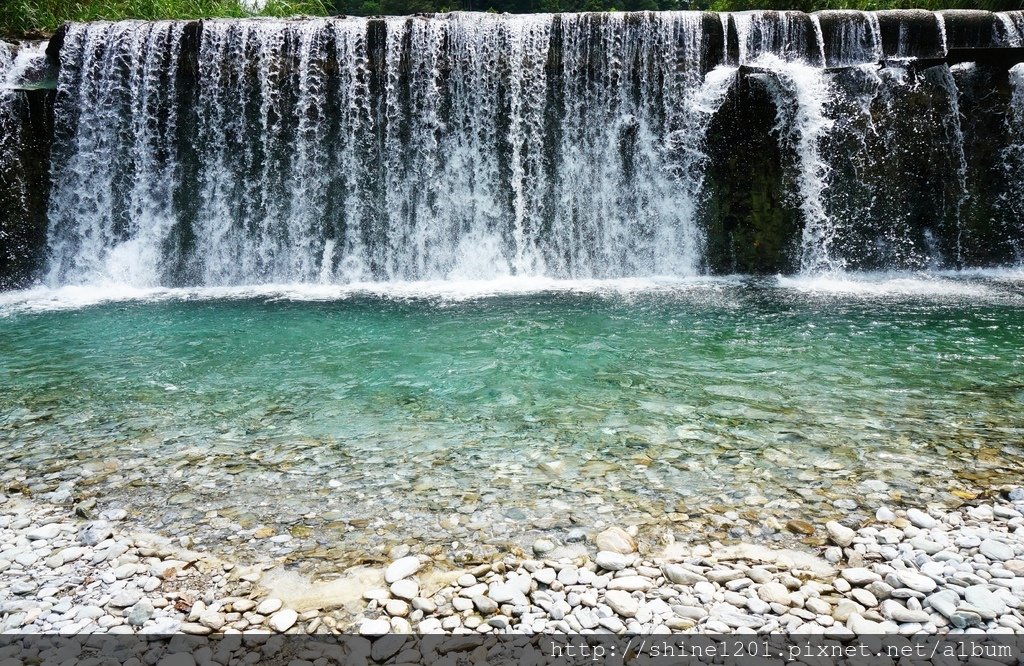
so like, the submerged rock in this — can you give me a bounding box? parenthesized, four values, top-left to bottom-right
(385, 556, 422, 583)
(595, 527, 635, 554)
(826, 521, 855, 547)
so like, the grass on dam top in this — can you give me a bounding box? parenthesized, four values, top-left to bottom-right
(1, 0, 1022, 38)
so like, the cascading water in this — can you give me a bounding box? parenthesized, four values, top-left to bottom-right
(46, 22, 185, 285)
(45, 14, 734, 287)
(13, 10, 1024, 287)
(765, 61, 836, 273)
(751, 9, 998, 273)
(996, 11, 1024, 47)
(817, 11, 882, 68)
(1, 43, 46, 206)
(940, 62, 969, 266)
(1, 41, 49, 287)
(0, 44, 21, 207)
(730, 12, 839, 272)
(1002, 63, 1024, 259)
(731, 11, 824, 65)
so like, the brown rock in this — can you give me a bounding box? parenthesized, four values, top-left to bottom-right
(786, 520, 815, 536)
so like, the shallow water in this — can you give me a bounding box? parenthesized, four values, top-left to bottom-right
(2, 274, 1023, 572)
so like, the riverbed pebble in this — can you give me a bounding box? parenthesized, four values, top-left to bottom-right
(6, 488, 1024, 642)
(348, 493, 1024, 636)
(384, 556, 421, 583)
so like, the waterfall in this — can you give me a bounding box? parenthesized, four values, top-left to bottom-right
(996, 12, 1024, 47)
(731, 13, 837, 272)
(1, 44, 23, 211)
(47, 22, 185, 286)
(1, 41, 49, 287)
(817, 11, 882, 68)
(1003, 63, 1024, 259)
(939, 63, 969, 267)
(18, 11, 1024, 286)
(758, 61, 836, 273)
(732, 11, 824, 65)
(1, 43, 47, 206)
(45, 14, 732, 287)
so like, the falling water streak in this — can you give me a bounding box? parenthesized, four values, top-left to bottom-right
(789, 66, 836, 273)
(46, 23, 185, 285)
(1003, 63, 1024, 258)
(731, 14, 837, 272)
(41, 13, 1024, 286)
(0, 45, 15, 206)
(757, 58, 837, 273)
(288, 20, 331, 282)
(1, 42, 48, 250)
(819, 10, 883, 67)
(194, 21, 246, 285)
(876, 65, 929, 267)
(332, 19, 372, 282)
(0, 44, 12, 80)
(940, 63, 969, 267)
(46, 15, 728, 286)
(867, 13, 883, 60)
(733, 11, 822, 65)
(380, 17, 422, 279)
(254, 22, 288, 280)
(1, 45, 22, 262)
(720, 14, 730, 63)
(505, 16, 552, 276)
(122, 23, 184, 285)
(45, 23, 102, 283)
(996, 12, 1024, 47)
(809, 15, 827, 67)
(937, 12, 949, 55)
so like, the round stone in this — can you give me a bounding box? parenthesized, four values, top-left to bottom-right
(757, 582, 791, 605)
(385, 599, 410, 617)
(786, 520, 814, 536)
(841, 568, 882, 586)
(532, 538, 556, 556)
(906, 509, 937, 529)
(256, 598, 283, 615)
(269, 609, 298, 632)
(980, 539, 1014, 562)
(896, 570, 937, 594)
(595, 527, 636, 554)
(390, 579, 419, 601)
(964, 585, 1007, 616)
(604, 590, 638, 618)
(472, 595, 498, 614)
(385, 556, 422, 583)
(156, 654, 196, 666)
(596, 551, 629, 571)
(359, 619, 391, 636)
(662, 564, 705, 585)
(126, 600, 155, 627)
(199, 610, 225, 631)
(875, 507, 897, 522)
(26, 524, 61, 541)
(826, 521, 855, 547)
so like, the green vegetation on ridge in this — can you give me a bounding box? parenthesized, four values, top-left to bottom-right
(1, 0, 330, 37)
(338, 0, 1023, 14)
(1, 0, 1021, 39)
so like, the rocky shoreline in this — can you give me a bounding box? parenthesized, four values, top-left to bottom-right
(3, 489, 1024, 641)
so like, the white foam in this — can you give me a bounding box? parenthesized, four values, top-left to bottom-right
(936, 267, 1024, 281)
(4, 271, 1019, 315)
(0, 276, 740, 315)
(776, 271, 999, 297)
(0, 284, 174, 314)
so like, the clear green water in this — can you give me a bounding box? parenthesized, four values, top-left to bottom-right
(2, 275, 1024, 570)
